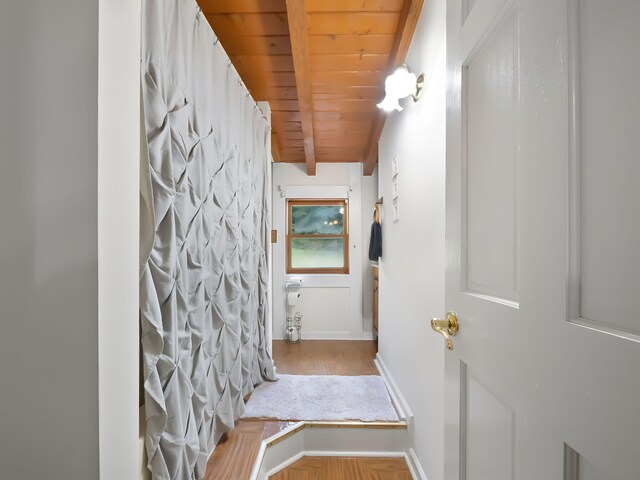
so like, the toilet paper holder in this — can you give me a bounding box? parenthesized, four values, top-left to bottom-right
(285, 280, 303, 343)
(286, 313, 302, 343)
(287, 291, 301, 307)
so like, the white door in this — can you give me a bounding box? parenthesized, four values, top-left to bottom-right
(442, 0, 640, 478)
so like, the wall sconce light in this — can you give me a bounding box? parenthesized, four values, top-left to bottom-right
(376, 64, 424, 112)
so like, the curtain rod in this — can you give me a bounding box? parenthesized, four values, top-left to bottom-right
(196, 7, 270, 126)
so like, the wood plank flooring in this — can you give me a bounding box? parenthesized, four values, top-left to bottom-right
(271, 456, 412, 479)
(204, 340, 384, 479)
(205, 420, 267, 479)
(272, 340, 379, 376)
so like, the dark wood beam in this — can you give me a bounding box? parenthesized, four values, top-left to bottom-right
(285, 0, 316, 175)
(363, 0, 424, 176)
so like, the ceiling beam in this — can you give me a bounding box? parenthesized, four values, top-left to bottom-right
(363, 0, 424, 176)
(285, 0, 316, 176)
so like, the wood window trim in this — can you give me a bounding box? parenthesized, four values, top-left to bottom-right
(286, 199, 349, 275)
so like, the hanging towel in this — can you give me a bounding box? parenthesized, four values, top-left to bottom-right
(368, 221, 382, 261)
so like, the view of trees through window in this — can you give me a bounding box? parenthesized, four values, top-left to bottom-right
(287, 200, 349, 273)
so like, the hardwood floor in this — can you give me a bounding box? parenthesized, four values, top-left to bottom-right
(205, 420, 266, 479)
(205, 420, 295, 479)
(204, 340, 379, 479)
(271, 456, 412, 479)
(272, 340, 379, 376)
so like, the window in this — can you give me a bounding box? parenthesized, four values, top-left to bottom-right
(286, 199, 349, 274)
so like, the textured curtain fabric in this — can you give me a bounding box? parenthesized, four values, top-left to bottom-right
(139, 0, 276, 478)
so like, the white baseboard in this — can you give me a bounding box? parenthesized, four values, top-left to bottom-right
(374, 353, 413, 420)
(249, 441, 270, 479)
(272, 333, 375, 341)
(304, 450, 406, 458)
(251, 420, 411, 480)
(264, 450, 426, 480)
(406, 448, 428, 480)
(265, 451, 304, 477)
(265, 450, 407, 476)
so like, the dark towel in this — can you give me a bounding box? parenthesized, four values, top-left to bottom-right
(368, 221, 382, 261)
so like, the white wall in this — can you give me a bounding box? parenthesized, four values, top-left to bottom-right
(272, 163, 378, 340)
(98, 0, 141, 478)
(0, 2, 100, 477)
(361, 168, 379, 337)
(260, 102, 274, 357)
(0, 1, 140, 478)
(376, 0, 447, 478)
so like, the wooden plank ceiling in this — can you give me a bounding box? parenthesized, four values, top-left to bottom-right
(198, 0, 423, 175)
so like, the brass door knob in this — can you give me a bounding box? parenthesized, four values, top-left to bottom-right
(431, 312, 459, 351)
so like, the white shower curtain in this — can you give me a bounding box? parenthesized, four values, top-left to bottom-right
(139, 0, 276, 478)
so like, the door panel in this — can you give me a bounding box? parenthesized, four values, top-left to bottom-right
(561, 1, 640, 477)
(573, 0, 640, 336)
(565, 445, 612, 480)
(445, 0, 640, 479)
(577, 455, 609, 480)
(463, 6, 519, 303)
(462, 364, 514, 480)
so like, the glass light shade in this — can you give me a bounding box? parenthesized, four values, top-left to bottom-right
(384, 65, 418, 99)
(376, 94, 403, 112)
